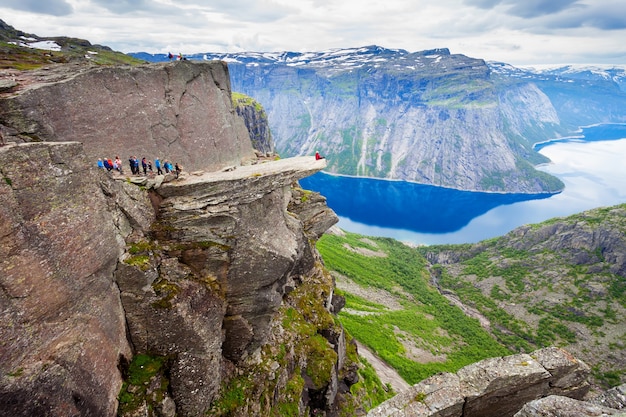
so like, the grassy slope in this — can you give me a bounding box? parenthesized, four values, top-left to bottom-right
(317, 232, 509, 385)
(317, 204, 626, 390)
(0, 39, 143, 70)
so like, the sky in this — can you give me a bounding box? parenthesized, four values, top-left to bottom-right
(1, 0, 625, 65)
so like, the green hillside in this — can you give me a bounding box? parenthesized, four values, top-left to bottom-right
(0, 19, 143, 70)
(318, 204, 626, 389)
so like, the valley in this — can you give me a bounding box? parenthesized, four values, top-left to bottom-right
(316, 204, 626, 394)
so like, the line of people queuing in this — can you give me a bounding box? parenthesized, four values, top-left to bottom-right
(97, 156, 182, 178)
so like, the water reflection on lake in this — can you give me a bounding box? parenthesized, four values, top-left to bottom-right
(299, 131, 626, 245)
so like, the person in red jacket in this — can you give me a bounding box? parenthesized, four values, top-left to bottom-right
(315, 151, 325, 160)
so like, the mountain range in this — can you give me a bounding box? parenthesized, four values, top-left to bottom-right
(2, 20, 626, 416)
(133, 46, 626, 193)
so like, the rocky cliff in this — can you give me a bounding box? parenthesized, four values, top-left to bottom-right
(0, 142, 131, 416)
(0, 138, 351, 416)
(0, 60, 255, 173)
(0, 59, 370, 416)
(419, 204, 626, 388)
(233, 92, 274, 155)
(221, 47, 565, 193)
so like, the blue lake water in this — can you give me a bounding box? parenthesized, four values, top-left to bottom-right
(299, 124, 626, 245)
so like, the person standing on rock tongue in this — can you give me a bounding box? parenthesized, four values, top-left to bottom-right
(141, 157, 148, 175)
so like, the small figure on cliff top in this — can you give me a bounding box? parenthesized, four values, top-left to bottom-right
(97, 158, 104, 169)
(168, 52, 173, 60)
(315, 151, 325, 160)
(175, 162, 182, 179)
(141, 157, 148, 175)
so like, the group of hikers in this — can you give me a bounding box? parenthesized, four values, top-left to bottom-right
(168, 52, 187, 61)
(97, 156, 182, 178)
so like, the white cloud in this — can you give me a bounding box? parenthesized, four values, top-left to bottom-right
(0, 0, 624, 65)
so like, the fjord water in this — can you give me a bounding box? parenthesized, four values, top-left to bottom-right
(300, 124, 626, 245)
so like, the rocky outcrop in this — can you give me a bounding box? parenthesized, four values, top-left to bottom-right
(514, 394, 625, 417)
(0, 142, 131, 417)
(0, 139, 345, 416)
(0, 54, 352, 416)
(367, 347, 593, 417)
(233, 93, 274, 154)
(113, 157, 346, 416)
(0, 60, 256, 172)
(424, 204, 626, 379)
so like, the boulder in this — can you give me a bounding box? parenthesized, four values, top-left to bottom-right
(367, 372, 464, 417)
(514, 395, 623, 417)
(367, 348, 594, 417)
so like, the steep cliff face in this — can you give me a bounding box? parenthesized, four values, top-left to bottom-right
(0, 60, 255, 172)
(114, 157, 349, 416)
(233, 93, 275, 154)
(0, 140, 347, 417)
(220, 47, 564, 193)
(0, 142, 131, 416)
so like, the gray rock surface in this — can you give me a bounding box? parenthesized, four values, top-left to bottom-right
(233, 94, 275, 154)
(514, 395, 624, 417)
(0, 61, 256, 173)
(592, 384, 626, 410)
(151, 157, 329, 360)
(0, 142, 131, 417)
(367, 347, 592, 417)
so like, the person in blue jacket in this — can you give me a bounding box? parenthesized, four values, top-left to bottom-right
(155, 157, 163, 175)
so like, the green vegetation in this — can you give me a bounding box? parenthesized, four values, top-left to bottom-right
(210, 374, 255, 415)
(340, 331, 394, 415)
(421, 204, 626, 387)
(7, 368, 24, 377)
(123, 254, 150, 270)
(118, 354, 169, 416)
(317, 232, 510, 385)
(151, 278, 181, 309)
(232, 92, 264, 112)
(318, 204, 626, 390)
(304, 334, 338, 388)
(0, 39, 143, 71)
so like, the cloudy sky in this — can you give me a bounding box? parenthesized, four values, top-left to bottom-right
(1, 0, 625, 65)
